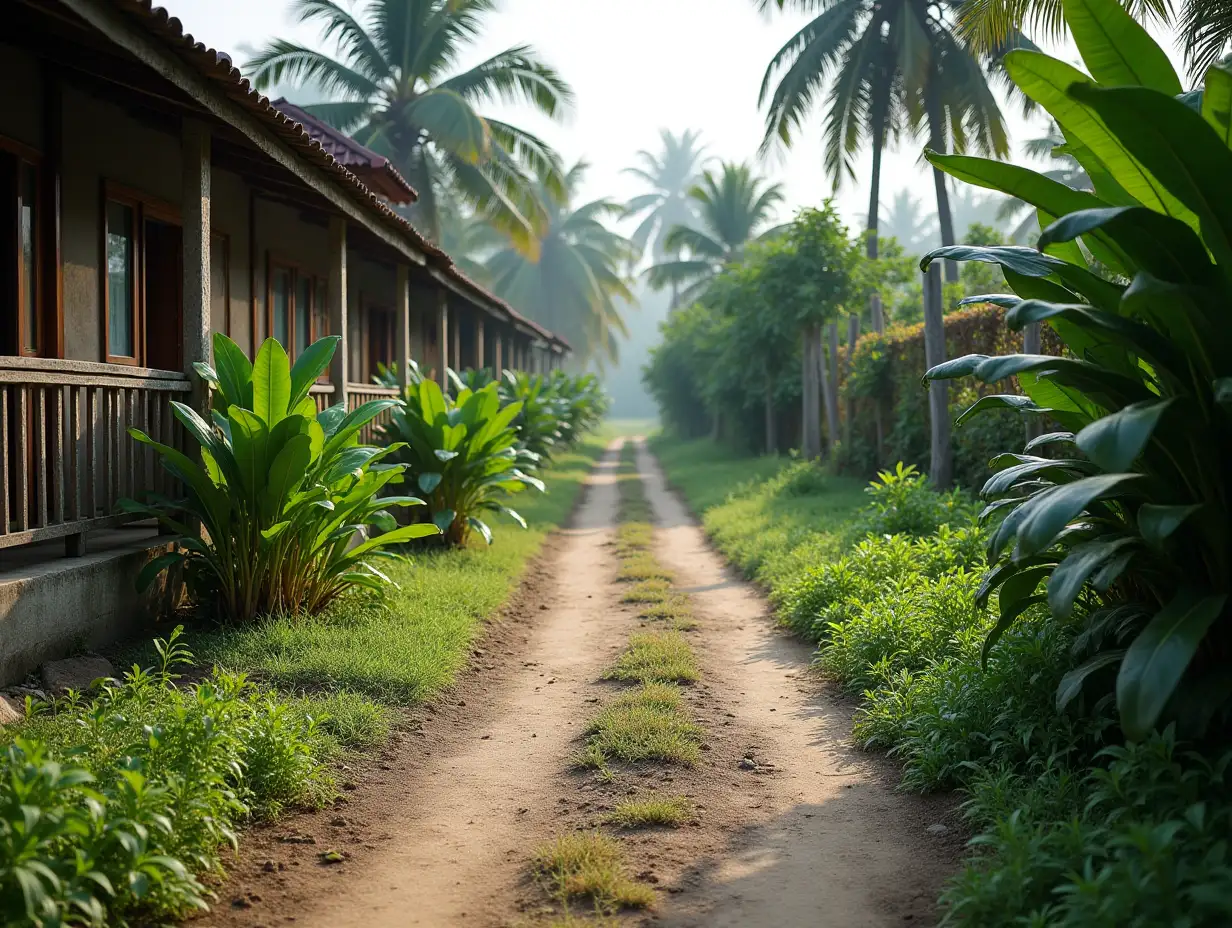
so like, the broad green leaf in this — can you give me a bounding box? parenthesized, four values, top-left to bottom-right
(1048, 537, 1139, 618)
(288, 336, 339, 411)
(1014, 473, 1143, 556)
(252, 338, 293, 426)
(1117, 588, 1227, 739)
(213, 332, 253, 409)
(1138, 503, 1202, 548)
(957, 294, 1021, 308)
(1063, 0, 1181, 94)
(1057, 650, 1126, 710)
(1075, 398, 1174, 471)
(267, 434, 312, 508)
(1006, 300, 1187, 376)
(983, 563, 1053, 663)
(432, 509, 456, 533)
(468, 516, 493, 545)
(955, 394, 1045, 426)
(418, 473, 443, 494)
(1024, 431, 1075, 452)
(1037, 207, 1215, 285)
(1070, 83, 1232, 272)
(1004, 51, 1190, 224)
(136, 551, 186, 593)
(1201, 64, 1232, 145)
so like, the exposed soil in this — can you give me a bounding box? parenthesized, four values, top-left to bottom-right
(196, 438, 961, 928)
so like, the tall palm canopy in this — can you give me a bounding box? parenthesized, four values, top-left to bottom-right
(623, 129, 710, 262)
(486, 163, 635, 366)
(245, 0, 574, 251)
(644, 162, 785, 306)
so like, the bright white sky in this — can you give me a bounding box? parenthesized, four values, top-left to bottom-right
(171, 0, 1185, 235)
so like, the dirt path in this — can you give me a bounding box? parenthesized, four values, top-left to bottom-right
(204, 438, 960, 928)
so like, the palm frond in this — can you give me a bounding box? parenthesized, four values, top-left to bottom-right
(440, 45, 574, 118)
(244, 41, 380, 99)
(289, 0, 391, 83)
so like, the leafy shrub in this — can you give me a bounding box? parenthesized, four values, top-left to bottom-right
(0, 629, 328, 926)
(921, 0, 1232, 740)
(381, 377, 543, 545)
(126, 334, 435, 622)
(856, 463, 976, 538)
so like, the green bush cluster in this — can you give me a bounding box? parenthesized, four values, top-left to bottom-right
(0, 630, 332, 927)
(656, 436, 1232, 925)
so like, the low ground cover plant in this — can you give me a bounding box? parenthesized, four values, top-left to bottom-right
(0, 629, 331, 927)
(127, 334, 436, 622)
(654, 434, 1232, 925)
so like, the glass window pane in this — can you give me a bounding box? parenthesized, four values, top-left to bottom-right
(19, 163, 36, 352)
(106, 201, 135, 358)
(295, 274, 312, 356)
(272, 267, 291, 348)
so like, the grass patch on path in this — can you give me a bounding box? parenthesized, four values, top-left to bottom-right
(605, 631, 698, 684)
(578, 683, 702, 769)
(605, 794, 692, 829)
(533, 832, 655, 912)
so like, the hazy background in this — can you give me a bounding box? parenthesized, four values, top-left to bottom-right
(170, 0, 1184, 416)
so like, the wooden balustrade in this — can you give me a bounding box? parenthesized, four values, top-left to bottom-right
(0, 357, 191, 553)
(309, 382, 336, 413)
(346, 383, 401, 444)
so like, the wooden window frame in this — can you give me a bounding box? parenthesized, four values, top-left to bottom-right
(1, 135, 44, 359)
(100, 181, 183, 367)
(265, 251, 325, 359)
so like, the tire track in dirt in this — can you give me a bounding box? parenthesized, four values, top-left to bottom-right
(636, 440, 963, 927)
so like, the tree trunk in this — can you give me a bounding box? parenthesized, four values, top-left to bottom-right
(1022, 321, 1043, 445)
(923, 263, 952, 487)
(844, 314, 859, 446)
(867, 132, 885, 333)
(764, 369, 777, 454)
(821, 321, 840, 455)
(801, 325, 822, 460)
(926, 85, 959, 284)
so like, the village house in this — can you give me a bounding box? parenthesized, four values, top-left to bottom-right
(0, 0, 569, 684)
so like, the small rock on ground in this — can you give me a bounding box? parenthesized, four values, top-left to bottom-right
(41, 656, 114, 695)
(926, 823, 950, 836)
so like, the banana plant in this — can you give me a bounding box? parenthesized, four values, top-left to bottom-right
(122, 334, 439, 623)
(918, 0, 1231, 740)
(379, 378, 543, 546)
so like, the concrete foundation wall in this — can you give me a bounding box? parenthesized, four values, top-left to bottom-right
(0, 530, 174, 686)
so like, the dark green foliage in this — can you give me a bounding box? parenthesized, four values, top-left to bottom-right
(380, 377, 542, 546)
(0, 629, 329, 927)
(126, 334, 435, 622)
(922, 0, 1232, 740)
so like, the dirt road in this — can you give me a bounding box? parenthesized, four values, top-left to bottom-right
(204, 438, 959, 927)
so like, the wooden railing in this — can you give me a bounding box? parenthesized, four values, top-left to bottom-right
(309, 382, 336, 413)
(0, 357, 191, 553)
(346, 383, 401, 444)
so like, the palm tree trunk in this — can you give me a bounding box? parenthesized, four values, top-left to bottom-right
(867, 130, 885, 333)
(844, 314, 859, 446)
(926, 86, 960, 285)
(924, 264, 952, 487)
(765, 369, 777, 455)
(801, 325, 822, 460)
(821, 321, 840, 455)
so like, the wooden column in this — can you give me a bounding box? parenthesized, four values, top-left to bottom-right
(476, 317, 486, 372)
(181, 119, 211, 403)
(451, 307, 463, 372)
(494, 330, 504, 373)
(395, 264, 411, 390)
(328, 216, 348, 405)
(436, 289, 450, 390)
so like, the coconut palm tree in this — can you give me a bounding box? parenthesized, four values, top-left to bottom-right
(245, 0, 573, 252)
(486, 162, 635, 365)
(644, 162, 785, 306)
(623, 129, 710, 263)
(756, 0, 1016, 328)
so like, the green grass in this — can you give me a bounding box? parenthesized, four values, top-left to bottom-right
(578, 683, 702, 769)
(605, 631, 698, 685)
(649, 436, 865, 591)
(532, 831, 656, 912)
(605, 794, 692, 829)
(620, 578, 672, 604)
(615, 553, 673, 583)
(151, 438, 607, 707)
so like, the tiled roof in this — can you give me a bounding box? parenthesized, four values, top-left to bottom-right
(269, 98, 417, 206)
(103, 0, 571, 351)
